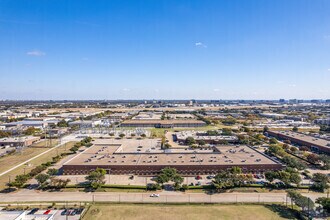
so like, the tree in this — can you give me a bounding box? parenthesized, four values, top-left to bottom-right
(221, 117, 236, 125)
(35, 174, 50, 188)
(206, 130, 219, 136)
(306, 154, 320, 164)
(290, 146, 297, 153)
(212, 166, 251, 191)
(154, 167, 184, 189)
(265, 171, 277, 183)
(312, 173, 330, 192)
(0, 130, 10, 138)
(140, 134, 146, 138)
(282, 156, 306, 170)
(319, 155, 330, 170)
(197, 140, 206, 146)
(316, 197, 330, 213)
(47, 168, 58, 176)
(269, 138, 278, 145)
(85, 168, 106, 189)
(24, 127, 39, 135)
(172, 175, 184, 190)
(185, 137, 195, 145)
(119, 133, 125, 138)
(57, 119, 68, 127)
(292, 126, 298, 132)
(266, 145, 286, 157)
(289, 172, 302, 186)
(222, 128, 232, 136)
(10, 174, 30, 188)
(50, 178, 70, 189)
(287, 190, 314, 211)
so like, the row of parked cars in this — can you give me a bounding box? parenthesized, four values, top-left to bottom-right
(61, 208, 84, 216)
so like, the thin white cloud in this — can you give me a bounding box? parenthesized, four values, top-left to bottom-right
(195, 42, 207, 48)
(26, 50, 46, 56)
(122, 88, 130, 92)
(213, 88, 220, 92)
(288, 84, 297, 87)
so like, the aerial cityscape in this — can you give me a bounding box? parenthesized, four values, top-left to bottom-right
(0, 0, 330, 220)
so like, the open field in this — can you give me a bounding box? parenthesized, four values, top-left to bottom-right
(0, 141, 76, 189)
(83, 204, 295, 220)
(0, 140, 59, 174)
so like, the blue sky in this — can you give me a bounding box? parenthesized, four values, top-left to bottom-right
(0, 0, 329, 100)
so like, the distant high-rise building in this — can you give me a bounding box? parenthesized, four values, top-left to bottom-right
(279, 99, 285, 103)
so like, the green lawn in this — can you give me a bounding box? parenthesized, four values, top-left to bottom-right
(83, 204, 296, 220)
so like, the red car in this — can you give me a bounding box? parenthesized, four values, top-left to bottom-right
(196, 175, 202, 180)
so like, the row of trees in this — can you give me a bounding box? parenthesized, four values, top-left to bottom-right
(266, 145, 307, 170)
(265, 168, 301, 186)
(109, 133, 146, 138)
(69, 137, 93, 153)
(9, 161, 55, 188)
(212, 167, 252, 191)
(35, 168, 70, 189)
(287, 190, 314, 211)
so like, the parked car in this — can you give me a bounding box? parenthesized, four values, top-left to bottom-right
(150, 193, 160, 197)
(28, 208, 39, 215)
(61, 209, 67, 215)
(195, 175, 202, 180)
(43, 210, 51, 215)
(207, 175, 215, 179)
(76, 208, 84, 214)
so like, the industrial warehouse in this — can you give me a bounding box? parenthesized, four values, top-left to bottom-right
(120, 119, 206, 128)
(63, 138, 283, 175)
(268, 130, 330, 154)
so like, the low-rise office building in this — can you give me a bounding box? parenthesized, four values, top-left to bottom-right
(0, 136, 40, 147)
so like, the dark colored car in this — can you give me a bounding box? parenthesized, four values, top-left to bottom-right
(61, 209, 67, 215)
(28, 208, 39, 215)
(76, 208, 84, 214)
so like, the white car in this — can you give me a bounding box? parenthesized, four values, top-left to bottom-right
(150, 193, 160, 197)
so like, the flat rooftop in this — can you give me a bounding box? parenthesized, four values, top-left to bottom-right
(122, 119, 206, 124)
(64, 138, 278, 167)
(0, 136, 39, 142)
(269, 130, 330, 148)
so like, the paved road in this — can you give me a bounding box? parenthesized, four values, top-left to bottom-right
(0, 190, 326, 204)
(0, 134, 80, 177)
